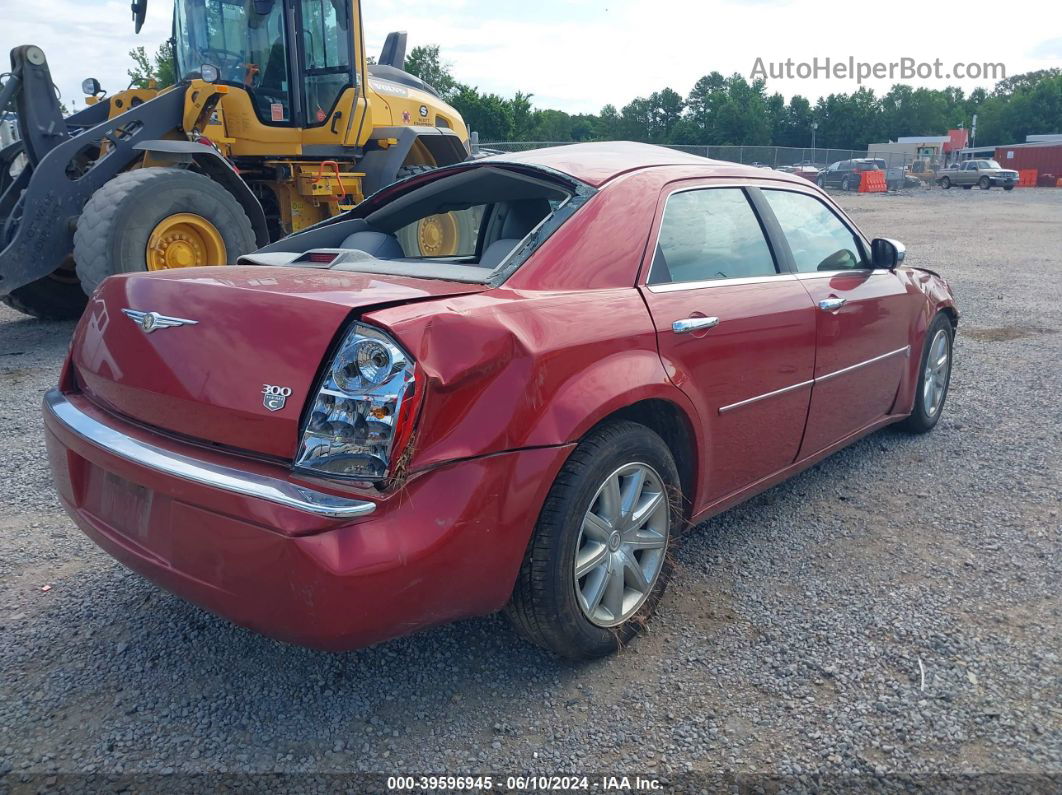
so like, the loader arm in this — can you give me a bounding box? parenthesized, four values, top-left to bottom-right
(0, 63, 189, 296)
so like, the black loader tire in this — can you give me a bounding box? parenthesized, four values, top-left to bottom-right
(73, 168, 256, 295)
(506, 420, 681, 660)
(1, 273, 87, 321)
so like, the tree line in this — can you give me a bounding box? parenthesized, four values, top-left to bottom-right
(406, 45, 1061, 149)
(123, 42, 1062, 149)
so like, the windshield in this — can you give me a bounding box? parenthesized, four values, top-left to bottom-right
(175, 0, 292, 123)
(984, 160, 1003, 169)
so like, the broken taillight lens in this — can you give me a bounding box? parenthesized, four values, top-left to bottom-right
(294, 323, 416, 482)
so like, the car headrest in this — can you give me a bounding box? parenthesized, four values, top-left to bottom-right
(499, 199, 552, 240)
(340, 230, 404, 260)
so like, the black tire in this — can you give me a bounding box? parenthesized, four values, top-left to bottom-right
(940, 176, 951, 189)
(506, 420, 681, 660)
(979, 176, 991, 190)
(0, 271, 87, 321)
(73, 168, 257, 295)
(816, 176, 825, 188)
(898, 313, 954, 434)
(841, 176, 852, 191)
(1003, 185, 1014, 191)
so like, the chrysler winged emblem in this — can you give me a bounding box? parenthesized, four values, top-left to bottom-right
(122, 309, 199, 334)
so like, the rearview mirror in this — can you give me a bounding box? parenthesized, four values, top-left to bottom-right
(872, 238, 906, 269)
(131, 0, 148, 34)
(253, 0, 276, 14)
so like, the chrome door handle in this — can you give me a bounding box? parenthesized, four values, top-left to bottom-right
(819, 298, 847, 312)
(672, 317, 720, 334)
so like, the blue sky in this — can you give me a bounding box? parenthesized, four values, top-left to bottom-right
(4, 0, 1060, 116)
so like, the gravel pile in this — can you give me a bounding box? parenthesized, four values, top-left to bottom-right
(0, 188, 1059, 787)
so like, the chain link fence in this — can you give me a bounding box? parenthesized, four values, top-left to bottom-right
(475, 140, 933, 190)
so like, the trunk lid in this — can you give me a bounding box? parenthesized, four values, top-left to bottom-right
(72, 266, 483, 459)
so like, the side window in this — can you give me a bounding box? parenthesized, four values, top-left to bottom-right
(648, 188, 777, 285)
(299, 0, 353, 122)
(762, 190, 868, 273)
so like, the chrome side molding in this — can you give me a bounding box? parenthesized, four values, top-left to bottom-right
(43, 390, 377, 520)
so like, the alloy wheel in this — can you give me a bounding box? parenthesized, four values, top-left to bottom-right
(923, 328, 951, 417)
(574, 462, 670, 627)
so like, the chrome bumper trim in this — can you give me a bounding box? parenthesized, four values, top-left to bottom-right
(43, 390, 377, 520)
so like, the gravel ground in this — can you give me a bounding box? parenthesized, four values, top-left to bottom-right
(0, 188, 1059, 790)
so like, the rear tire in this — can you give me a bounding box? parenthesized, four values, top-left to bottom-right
(73, 168, 256, 295)
(940, 176, 951, 189)
(898, 313, 954, 434)
(841, 176, 852, 191)
(506, 421, 680, 660)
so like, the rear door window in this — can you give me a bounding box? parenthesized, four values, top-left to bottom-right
(648, 188, 778, 285)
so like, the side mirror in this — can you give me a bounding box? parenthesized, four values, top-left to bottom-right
(872, 238, 906, 269)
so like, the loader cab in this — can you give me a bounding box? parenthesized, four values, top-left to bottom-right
(173, 0, 361, 129)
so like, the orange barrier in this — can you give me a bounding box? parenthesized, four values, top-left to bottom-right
(859, 170, 887, 193)
(1018, 169, 1038, 187)
(1057, 177, 1062, 188)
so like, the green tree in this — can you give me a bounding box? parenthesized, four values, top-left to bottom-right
(404, 44, 457, 98)
(450, 85, 514, 140)
(127, 42, 176, 89)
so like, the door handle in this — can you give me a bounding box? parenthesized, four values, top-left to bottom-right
(672, 317, 720, 334)
(819, 298, 847, 312)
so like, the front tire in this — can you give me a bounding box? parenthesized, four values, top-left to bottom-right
(1004, 185, 1014, 191)
(73, 168, 257, 295)
(506, 421, 680, 660)
(898, 313, 954, 434)
(979, 176, 991, 190)
(0, 262, 87, 320)
(841, 176, 852, 191)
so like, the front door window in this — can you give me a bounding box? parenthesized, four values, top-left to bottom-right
(175, 0, 292, 124)
(299, 0, 353, 124)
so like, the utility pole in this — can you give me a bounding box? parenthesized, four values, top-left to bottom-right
(811, 121, 818, 162)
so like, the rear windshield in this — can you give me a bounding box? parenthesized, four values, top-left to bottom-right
(242, 165, 586, 284)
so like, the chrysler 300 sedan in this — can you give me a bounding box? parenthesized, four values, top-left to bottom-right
(44, 142, 958, 660)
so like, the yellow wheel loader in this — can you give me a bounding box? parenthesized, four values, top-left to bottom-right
(0, 0, 471, 320)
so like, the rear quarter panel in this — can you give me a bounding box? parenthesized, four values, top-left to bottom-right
(365, 286, 703, 477)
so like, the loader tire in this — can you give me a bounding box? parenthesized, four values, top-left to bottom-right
(74, 168, 256, 295)
(394, 165, 479, 258)
(0, 271, 87, 321)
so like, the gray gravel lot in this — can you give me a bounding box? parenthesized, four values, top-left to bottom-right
(0, 188, 1059, 787)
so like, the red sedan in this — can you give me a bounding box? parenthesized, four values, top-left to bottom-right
(44, 143, 959, 660)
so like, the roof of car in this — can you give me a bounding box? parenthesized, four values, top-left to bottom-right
(479, 141, 806, 188)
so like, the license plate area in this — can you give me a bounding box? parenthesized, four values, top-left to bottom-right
(84, 466, 155, 546)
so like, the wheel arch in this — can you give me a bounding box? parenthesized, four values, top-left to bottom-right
(132, 140, 270, 247)
(359, 127, 469, 196)
(585, 397, 701, 521)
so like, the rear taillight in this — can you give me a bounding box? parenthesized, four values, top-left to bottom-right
(295, 323, 416, 482)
